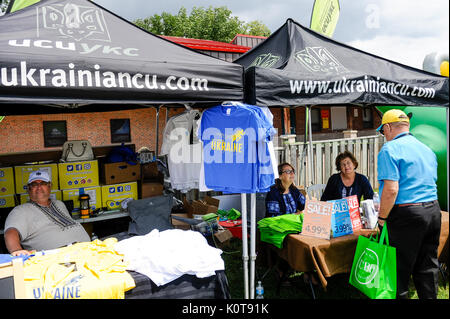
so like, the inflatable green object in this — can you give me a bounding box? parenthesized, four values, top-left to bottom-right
(377, 106, 448, 210)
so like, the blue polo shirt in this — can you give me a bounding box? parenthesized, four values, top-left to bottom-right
(377, 132, 438, 204)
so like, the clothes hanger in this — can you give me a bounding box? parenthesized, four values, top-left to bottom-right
(221, 101, 245, 107)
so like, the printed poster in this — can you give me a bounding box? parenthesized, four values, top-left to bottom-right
(330, 199, 353, 238)
(346, 195, 362, 231)
(301, 199, 333, 239)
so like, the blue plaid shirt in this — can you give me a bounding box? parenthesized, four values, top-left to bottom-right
(266, 186, 305, 217)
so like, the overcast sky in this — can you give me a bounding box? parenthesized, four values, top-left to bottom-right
(87, 1, 447, 69)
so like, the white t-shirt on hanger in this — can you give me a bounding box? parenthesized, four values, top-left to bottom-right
(160, 110, 202, 193)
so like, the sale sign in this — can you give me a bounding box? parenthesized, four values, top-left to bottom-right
(346, 195, 362, 231)
(301, 200, 333, 239)
(330, 199, 353, 238)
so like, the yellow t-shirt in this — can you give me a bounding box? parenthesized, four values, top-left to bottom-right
(23, 238, 135, 299)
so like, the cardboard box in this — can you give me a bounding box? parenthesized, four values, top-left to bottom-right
(20, 190, 62, 204)
(214, 228, 233, 243)
(0, 194, 16, 208)
(171, 213, 191, 230)
(101, 182, 138, 210)
(0, 167, 15, 196)
(141, 182, 163, 198)
(62, 187, 102, 212)
(14, 164, 59, 193)
(102, 161, 141, 185)
(182, 198, 194, 218)
(58, 160, 99, 190)
(190, 196, 220, 215)
(141, 162, 159, 179)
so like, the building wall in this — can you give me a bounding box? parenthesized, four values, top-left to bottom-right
(0, 104, 381, 155)
(0, 107, 185, 155)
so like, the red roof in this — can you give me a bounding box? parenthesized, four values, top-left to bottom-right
(161, 35, 251, 53)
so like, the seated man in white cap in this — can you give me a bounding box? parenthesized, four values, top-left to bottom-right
(4, 170, 90, 256)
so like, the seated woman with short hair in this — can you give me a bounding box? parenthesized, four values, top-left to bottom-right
(321, 151, 374, 203)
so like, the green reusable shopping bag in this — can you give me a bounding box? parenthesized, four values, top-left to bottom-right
(349, 223, 397, 299)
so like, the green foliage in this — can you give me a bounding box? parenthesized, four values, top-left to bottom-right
(242, 20, 271, 37)
(134, 6, 271, 42)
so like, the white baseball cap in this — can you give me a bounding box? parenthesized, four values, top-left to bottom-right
(27, 170, 51, 184)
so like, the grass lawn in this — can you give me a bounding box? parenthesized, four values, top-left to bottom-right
(219, 237, 449, 300)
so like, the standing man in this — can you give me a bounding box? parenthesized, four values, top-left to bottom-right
(376, 109, 441, 299)
(4, 170, 90, 256)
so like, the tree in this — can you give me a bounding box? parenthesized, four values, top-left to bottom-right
(134, 6, 271, 42)
(242, 20, 271, 37)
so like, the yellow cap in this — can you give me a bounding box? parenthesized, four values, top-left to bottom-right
(377, 109, 409, 131)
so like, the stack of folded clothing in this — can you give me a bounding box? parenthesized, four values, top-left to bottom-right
(258, 214, 303, 249)
(217, 208, 241, 221)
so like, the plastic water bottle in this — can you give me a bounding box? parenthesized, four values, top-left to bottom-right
(256, 281, 264, 299)
(373, 192, 380, 214)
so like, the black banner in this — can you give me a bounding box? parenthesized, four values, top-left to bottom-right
(236, 19, 448, 108)
(0, 0, 243, 109)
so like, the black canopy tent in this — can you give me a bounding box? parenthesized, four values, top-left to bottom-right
(235, 18, 449, 186)
(0, 0, 249, 300)
(0, 0, 244, 113)
(234, 18, 449, 299)
(235, 18, 448, 108)
(0, 0, 245, 159)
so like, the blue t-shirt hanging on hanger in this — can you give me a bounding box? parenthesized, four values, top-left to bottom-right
(199, 103, 274, 193)
(238, 104, 277, 192)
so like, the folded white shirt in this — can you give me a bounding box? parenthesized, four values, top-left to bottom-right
(114, 229, 225, 286)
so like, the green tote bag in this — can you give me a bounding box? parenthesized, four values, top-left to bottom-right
(349, 223, 397, 299)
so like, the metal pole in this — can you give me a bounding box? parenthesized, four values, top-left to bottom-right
(155, 106, 160, 155)
(165, 106, 169, 124)
(447, 107, 449, 211)
(241, 193, 249, 299)
(249, 193, 256, 299)
(307, 106, 314, 186)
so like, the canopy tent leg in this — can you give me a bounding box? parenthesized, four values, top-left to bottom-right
(241, 193, 249, 299)
(155, 106, 160, 155)
(249, 193, 257, 299)
(447, 107, 449, 212)
(165, 106, 169, 124)
(307, 106, 314, 186)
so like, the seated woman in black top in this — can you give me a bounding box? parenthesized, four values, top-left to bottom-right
(265, 163, 306, 217)
(264, 163, 312, 284)
(321, 151, 374, 203)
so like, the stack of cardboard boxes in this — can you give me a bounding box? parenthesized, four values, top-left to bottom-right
(0, 158, 143, 213)
(1, 164, 62, 209)
(0, 167, 16, 208)
(16, 164, 62, 204)
(171, 196, 220, 230)
(59, 160, 102, 213)
(140, 161, 164, 198)
(100, 161, 139, 210)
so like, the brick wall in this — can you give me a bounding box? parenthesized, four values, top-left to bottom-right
(1, 106, 279, 155)
(0, 107, 184, 154)
(0, 106, 380, 155)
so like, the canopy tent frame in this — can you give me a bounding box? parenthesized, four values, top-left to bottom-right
(0, 0, 249, 301)
(234, 18, 449, 299)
